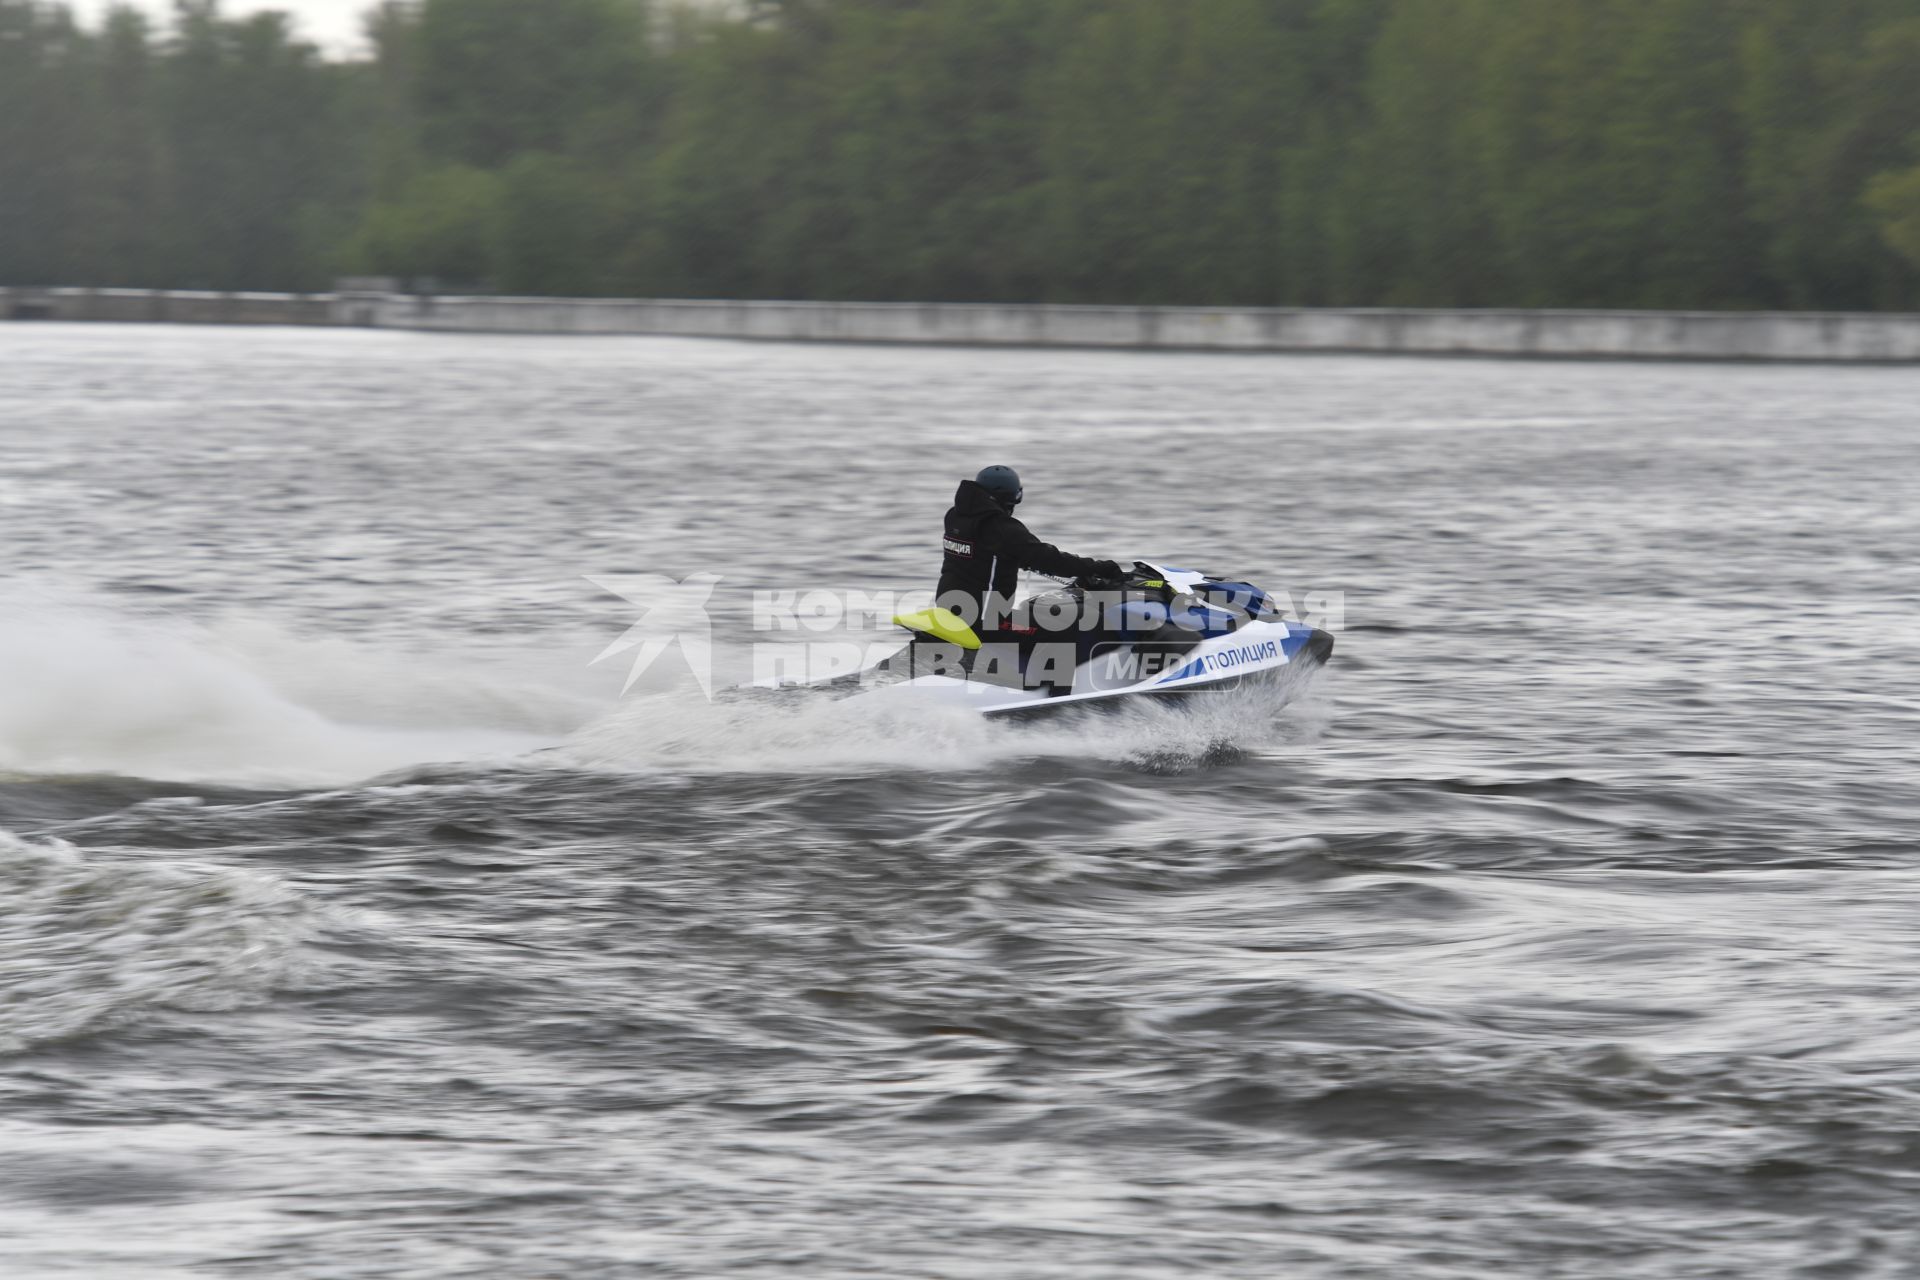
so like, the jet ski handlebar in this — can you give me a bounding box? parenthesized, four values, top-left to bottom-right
(1065, 561, 1161, 590)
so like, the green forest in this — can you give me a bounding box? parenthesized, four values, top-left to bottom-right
(5, 0, 1920, 308)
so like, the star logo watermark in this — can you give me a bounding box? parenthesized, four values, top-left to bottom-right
(587, 572, 723, 697)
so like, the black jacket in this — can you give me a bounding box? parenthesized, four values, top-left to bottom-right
(935, 480, 1107, 629)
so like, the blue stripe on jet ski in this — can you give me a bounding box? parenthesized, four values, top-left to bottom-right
(1159, 628, 1314, 685)
(1160, 657, 1208, 684)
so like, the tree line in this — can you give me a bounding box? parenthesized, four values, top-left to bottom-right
(4, 0, 1920, 309)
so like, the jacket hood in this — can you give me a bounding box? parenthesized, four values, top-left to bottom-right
(953, 478, 1013, 515)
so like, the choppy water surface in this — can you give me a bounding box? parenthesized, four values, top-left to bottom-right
(2, 323, 1918, 1278)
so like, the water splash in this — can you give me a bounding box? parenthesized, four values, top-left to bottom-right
(559, 662, 1329, 776)
(0, 592, 589, 787)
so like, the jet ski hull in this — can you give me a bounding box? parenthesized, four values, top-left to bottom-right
(980, 626, 1334, 720)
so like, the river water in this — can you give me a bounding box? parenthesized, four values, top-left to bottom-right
(1, 323, 1917, 1278)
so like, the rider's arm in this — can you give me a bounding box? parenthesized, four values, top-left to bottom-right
(999, 517, 1115, 579)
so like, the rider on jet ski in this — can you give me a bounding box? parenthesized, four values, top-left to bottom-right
(936, 465, 1124, 636)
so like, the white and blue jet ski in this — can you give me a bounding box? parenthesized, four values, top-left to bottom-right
(769, 561, 1333, 718)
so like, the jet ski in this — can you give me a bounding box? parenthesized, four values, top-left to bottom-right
(761, 561, 1333, 718)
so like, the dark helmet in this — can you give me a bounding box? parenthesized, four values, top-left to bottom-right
(975, 465, 1023, 508)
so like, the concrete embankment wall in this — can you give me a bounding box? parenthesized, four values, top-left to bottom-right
(8, 284, 1920, 362)
(1, 286, 336, 327)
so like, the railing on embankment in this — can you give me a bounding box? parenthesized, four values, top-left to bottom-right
(6, 284, 1920, 362)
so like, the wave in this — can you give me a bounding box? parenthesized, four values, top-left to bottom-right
(0, 828, 312, 1056)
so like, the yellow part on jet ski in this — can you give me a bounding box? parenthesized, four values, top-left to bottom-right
(892, 608, 980, 650)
